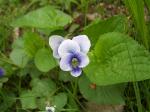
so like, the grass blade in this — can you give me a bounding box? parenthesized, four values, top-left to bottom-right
(145, 0, 150, 11)
(124, 0, 149, 49)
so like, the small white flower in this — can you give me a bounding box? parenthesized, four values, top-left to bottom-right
(46, 105, 56, 112)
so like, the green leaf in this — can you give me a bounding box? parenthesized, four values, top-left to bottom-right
(36, 97, 47, 111)
(23, 32, 45, 57)
(31, 78, 56, 97)
(12, 38, 24, 49)
(11, 6, 72, 29)
(79, 75, 125, 104)
(20, 90, 37, 109)
(29, 67, 42, 78)
(10, 49, 29, 67)
(34, 48, 57, 72)
(84, 32, 150, 85)
(52, 93, 67, 111)
(82, 15, 127, 47)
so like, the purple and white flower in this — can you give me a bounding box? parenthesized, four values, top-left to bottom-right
(49, 35, 91, 77)
(0, 68, 4, 77)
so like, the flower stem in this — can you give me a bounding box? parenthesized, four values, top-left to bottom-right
(73, 78, 78, 97)
(84, 0, 89, 26)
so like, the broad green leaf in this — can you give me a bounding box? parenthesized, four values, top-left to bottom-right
(11, 6, 72, 29)
(31, 78, 56, 97)
(12, 38, 24, 49)
(10, 49, 29, 67)
(84, 32, 150, 85)
(34, 48, 57, 72)
(52, 93, 67, 111)
(23, 32, 45, 57)
(20, 90, 37, 109)
(82, 15, 127, 47)
(79, 75, 125, 104)
(124, 0, 149, 49)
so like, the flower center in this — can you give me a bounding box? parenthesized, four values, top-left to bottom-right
(71, 58, 79, 68)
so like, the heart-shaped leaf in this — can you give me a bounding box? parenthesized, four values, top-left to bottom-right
(20, 90, 37, 109)
(84, 32, 150, 85)
(31, 78, 56, 97)
(10, 49, 29, 67)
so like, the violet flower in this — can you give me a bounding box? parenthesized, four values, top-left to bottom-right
(0, 68, 4, 77)
(49, 35, 91, 77)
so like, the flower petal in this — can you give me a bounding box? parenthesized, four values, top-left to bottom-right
(49, 35, 64, 59)
(71, 67, 82, 77)
(58, 39, 80, 57)
(49, 35, 64, 50)
(52, 50, 60, 59)
(77, 52, 89, 68)
(59, 53, 73, 71)
(73, 35, 91, 54)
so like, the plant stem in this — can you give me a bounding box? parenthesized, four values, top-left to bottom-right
(61, 83, 86, 111)
(73, 78, 78, 97)
(133, 82, 143, 112)
(84, 0, 88, 26)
